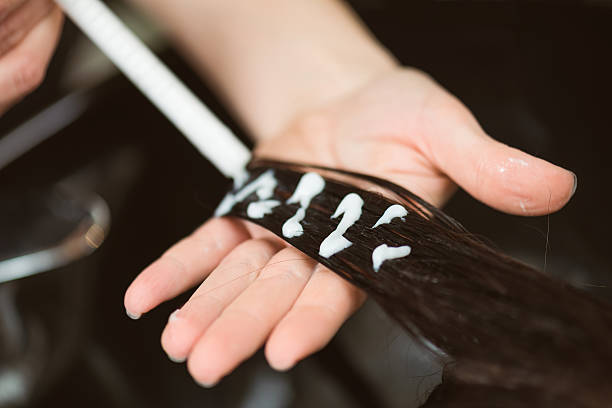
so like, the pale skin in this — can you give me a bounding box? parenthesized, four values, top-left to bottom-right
(0, 0, 63, 114)
(1, 0, 575, 388)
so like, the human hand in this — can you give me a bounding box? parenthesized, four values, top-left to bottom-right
(0, 0, 63, 115)
(124, 67, 576, 386)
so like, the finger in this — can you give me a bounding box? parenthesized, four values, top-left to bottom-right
(124, 218, 251, 319)
(0, 96, 19, 115)
(160, 239, 280, 364)
(185, 248, 315, 386)
(242, 219, 291, 246)
(0, 0, 55, 56)
(0, 5, 62, 105)
(421, 96, 576, 216)
(0, 0, 26, 21)
(264, 264, 366, 371)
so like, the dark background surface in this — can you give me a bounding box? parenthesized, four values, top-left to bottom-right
(1, 1, 611, 407)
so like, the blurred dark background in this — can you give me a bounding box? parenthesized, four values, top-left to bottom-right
(0, 1, 611, 407)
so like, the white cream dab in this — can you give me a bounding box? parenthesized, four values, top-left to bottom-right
(372, 204, 408, 228)
(319, 193, 364, 258)
(372, 244, 412, 272)
(247, 200, 281, 219)
(282, 172, 325, 238)
(215, 170, 278, 216)
(282, 208, 306, 238)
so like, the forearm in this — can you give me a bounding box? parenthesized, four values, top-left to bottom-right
(127, 0, 397, 140)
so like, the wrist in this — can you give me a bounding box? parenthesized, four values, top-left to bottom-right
(266, 43, 398, 137)
(249, 42, 398, 142)
(129, 0, 399, 141)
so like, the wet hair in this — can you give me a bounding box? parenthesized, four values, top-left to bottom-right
(221, 159, 612, 408)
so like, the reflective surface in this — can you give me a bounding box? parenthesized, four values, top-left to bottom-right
(0, 188, 109, 283)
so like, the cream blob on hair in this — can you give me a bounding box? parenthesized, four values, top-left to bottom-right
(282, 172, 325, 238)
(247, 200, 281, 219)
(215, 170, 278, 217)
(319, 193, 364, 258)
(372, 204, 408, 228)
(372, 244, 412, 272)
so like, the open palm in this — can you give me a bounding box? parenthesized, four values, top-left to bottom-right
(124, 68, 575, 386)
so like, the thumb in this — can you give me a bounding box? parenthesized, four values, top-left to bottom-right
(425, 118, 576, 216)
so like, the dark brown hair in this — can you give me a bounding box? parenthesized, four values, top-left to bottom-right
(222, 159, 612, 407)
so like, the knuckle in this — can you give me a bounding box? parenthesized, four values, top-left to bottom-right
(278, 265, 308, 282)
(262, 250, 312, 282)
(228, 307, 263, 327)
(237, 239, 278, 262)
(235, 238, 268, 253)
(297, 302, 338, 322)
(159, 252, 188, 275)
(0, 3, 8, 20)
(12, 53, 46, 94)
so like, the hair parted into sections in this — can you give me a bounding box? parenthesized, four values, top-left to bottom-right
(218, 159, 612, 408)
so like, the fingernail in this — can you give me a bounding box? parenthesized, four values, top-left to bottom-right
(126, 310, 141, 320)
(196, 379, 218, 388)
(168, 309, 180, 323)
(167, 354, 186, 363)
(270, 359, 295, 372)
(570, 172, 578, 198)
